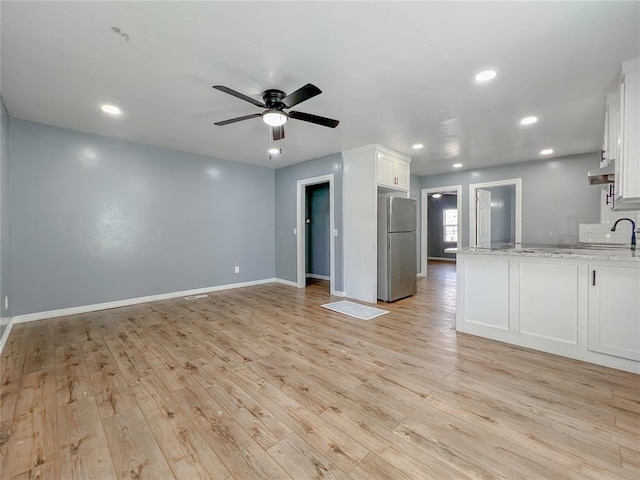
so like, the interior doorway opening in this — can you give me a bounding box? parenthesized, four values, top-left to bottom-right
(296, 174, 336, 295)
(305, 182, 330, 286)
(469, 179, 522, 247)
(420, 185, 462, 277)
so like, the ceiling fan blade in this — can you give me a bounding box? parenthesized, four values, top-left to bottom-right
(214, 113, 262, 126)
(272, 125, 285, 141)
(289, 111, 339, 128)
(212, 85, 266, 108)
(282, 83, 322, 108)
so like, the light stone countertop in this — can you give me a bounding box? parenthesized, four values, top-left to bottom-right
(457, 245, 640, 262)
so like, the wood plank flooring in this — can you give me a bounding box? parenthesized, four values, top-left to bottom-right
(1, 261, 638, 479)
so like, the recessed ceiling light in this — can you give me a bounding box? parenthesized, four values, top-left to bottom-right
(101, 104, 122, 115)
(432, 193, 442, 199)
(540, 148, 554, 155)
(268, 148, 280, 155)
(520, 116, 538, 125)
(453, 163, 463, 168)
(475, 70, 497, 82)
(412, 143, 424, 150)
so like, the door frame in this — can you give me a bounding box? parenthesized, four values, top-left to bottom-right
(469, 178, 522, 247)
(420, 185, 462, 277)
(296, 174, 335, 295)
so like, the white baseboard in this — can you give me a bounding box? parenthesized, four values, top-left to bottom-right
(12, 278, 277, 324)
(274, 278, 298, 287)
(332, 290, 345, 297)
(0, 317, 15, 356)
(306, 273, 330, 281)
(417, 272, 427, 277)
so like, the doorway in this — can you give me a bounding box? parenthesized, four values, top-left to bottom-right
(469, 179, 522, 247)
(305, 183, 330, 285)
(296, 174, 336, 295)
(420, 185, 462, 277)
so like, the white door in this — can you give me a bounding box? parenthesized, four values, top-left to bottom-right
(476, 189, 492, 248)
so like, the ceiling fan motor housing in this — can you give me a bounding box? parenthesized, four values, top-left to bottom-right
(263, 89, 287, 110)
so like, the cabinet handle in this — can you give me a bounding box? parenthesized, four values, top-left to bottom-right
(592, 270, 596, 286)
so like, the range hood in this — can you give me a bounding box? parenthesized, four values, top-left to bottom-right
(588, 161, 615, 185)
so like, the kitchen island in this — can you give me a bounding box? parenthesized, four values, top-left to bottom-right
(456, 245, 640, 373)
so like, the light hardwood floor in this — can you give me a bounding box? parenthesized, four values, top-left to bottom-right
(1, 261, 638, 479)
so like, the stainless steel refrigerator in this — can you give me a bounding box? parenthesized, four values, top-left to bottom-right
(377, 196, 417, 302)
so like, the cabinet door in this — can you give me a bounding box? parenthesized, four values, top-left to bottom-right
(519, 263, 578, 344)
(377, 153, 396, 188)
(603, 94, 618, 163)
(614, 64, 640, 210)
(395, 158, 410, 190)
(462, 259, 509, 330)
(621, 69, 640, 200)
(588, 265, 640, 360)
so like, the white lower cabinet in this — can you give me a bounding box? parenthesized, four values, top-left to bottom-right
(462, 259, 509, 329)
(588, 265, 640, 360)
(457, 253, 640, 373)
(519, 263, 578, 344)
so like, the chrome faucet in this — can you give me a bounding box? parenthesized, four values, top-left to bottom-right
(611, 217, 637, 250)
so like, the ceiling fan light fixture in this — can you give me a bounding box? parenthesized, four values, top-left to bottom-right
(262, 110, 288, 127)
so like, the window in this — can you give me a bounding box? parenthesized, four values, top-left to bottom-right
(443, 209, 458, 242)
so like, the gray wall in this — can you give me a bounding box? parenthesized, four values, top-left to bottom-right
(275, 153, 343, 291)
(485, 185, 515, 245)
(420, 153, 601, 248)
(1, 99, 11, 334)
(306, 183, 330, 277)
(427, 194, 458, 259)
(10, 119, 275, 315)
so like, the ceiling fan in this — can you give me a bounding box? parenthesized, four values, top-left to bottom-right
(212, 83, 339, 140)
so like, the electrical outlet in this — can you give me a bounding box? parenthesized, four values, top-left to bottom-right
(234, 266, 240, 274)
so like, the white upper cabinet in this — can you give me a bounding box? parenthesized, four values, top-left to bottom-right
(614, 57, 640, 210)
(602, 93, 619, 165)
(377, 151, 410, 191)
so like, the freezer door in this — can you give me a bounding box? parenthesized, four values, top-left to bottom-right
(388, 231, 417, 301)
(388, 197, 417, 232)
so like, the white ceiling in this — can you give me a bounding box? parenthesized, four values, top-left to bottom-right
(1, 1, 639, 176)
